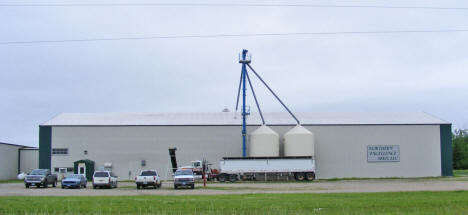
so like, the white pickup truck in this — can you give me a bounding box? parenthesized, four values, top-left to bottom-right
(135, 170, 161, 189)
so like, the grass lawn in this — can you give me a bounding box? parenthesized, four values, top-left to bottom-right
(1, 191, 468, 215)
(454, 169, 468, 177)
(0, 179, 23, 184)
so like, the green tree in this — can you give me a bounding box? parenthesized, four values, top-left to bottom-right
(453, 129, 468, 169)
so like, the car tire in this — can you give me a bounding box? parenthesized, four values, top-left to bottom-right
(191, 185, 195, 189)
(305, 172, 315, 181)
(174, 185, 178, 189)
(93, 185, 96, 189)
(218, 174, 227, 182)
(137, 185, 140, 189)
(84, 184, 87, 188)
(229, 174, 237, 183)
(43, 183, 48, 188)
(157, 183, 161, 188)
(295, 173, 305, 181)
(25, 184, 30, 188)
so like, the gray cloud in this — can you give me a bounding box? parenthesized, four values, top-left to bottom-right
(1, 0, 468, 146)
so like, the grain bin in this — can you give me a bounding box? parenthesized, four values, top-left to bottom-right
(249, 125, 279, 157)
(284, 125, 315, 157)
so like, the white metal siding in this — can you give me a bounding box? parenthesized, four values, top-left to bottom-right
(0, 144, 19, 180)
(20, 150, 38, 173)
(308, 125, 441, 178)
(51, 125, 441, 180)
(51, 126, 244, 180)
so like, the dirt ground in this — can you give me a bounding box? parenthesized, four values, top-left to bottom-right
(2, 177, 468, 196)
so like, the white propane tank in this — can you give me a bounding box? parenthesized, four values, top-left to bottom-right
(284, 125, 315, 157)
(249, 125, 280, 157)
(17, 172, 27, 180)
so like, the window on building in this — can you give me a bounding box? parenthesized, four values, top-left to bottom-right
(53, 167, 74, 172)
(52, 148, 68, 155)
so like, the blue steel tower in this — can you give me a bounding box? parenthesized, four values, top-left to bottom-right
(235, 49, 299, 158)
(239, 49, 251, 157)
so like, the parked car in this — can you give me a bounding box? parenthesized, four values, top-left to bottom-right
(92, 171, 118, 189)
(174, 169, 195, 189)
(61, 174, 87, 189)
(135, 170, 161, 189)
(24, 169, 57, 188)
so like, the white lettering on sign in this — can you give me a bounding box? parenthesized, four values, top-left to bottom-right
(367, 145, 400, 162)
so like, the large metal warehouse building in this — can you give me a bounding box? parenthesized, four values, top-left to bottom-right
(39, 112, 453, 180)
(0, 142, 38, 180)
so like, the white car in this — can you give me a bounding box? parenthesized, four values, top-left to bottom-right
(174, 169, 195, 189)
(135, 170, 161, 189)
(92, 171, 118, 189)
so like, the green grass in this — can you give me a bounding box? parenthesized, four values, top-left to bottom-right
(0, 179, 23, 184)
(454, 169, 468, 177)
(1, 191, 468, 214)
(197, 186, 272, 191)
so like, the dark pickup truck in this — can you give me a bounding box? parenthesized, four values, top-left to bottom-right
(24, 169, 58, 188)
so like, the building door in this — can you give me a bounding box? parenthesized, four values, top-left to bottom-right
(78, 163, 86, 178)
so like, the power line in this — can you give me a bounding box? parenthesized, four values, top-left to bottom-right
(1, 29, 467, 45)
(0, 3, 468, 10)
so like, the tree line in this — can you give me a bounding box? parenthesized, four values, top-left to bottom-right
(453, 129, 468, 169)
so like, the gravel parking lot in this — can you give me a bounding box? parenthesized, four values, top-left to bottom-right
(2, 177, 468, 196)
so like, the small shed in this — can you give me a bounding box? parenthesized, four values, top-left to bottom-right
(74, 159, 95, 181)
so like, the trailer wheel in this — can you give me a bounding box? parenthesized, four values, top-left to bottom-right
(229, 174, 237, 183)
(305, 172, 315, 181)
(218, 174, 227, 182)
(295, 173, 305, 181)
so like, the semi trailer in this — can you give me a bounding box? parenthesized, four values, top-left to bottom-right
(216, 156, 316, 182)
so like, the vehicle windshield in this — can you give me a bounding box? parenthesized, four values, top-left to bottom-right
(94, 172, 109, 177)
(175, 170, 193, 176)
(29, 170, 47, 175)
(65, 174, 82, 179)
(140, 171, 157, 176)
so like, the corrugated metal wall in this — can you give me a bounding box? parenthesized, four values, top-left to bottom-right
(0, 144, 20, 180)
(49, 124, 443, 180)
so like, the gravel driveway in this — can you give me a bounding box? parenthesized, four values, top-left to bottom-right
(1, 178, 468, 196)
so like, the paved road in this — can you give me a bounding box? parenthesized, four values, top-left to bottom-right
(1, 178, 468, 196)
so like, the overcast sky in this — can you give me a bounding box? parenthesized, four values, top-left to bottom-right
(1, 0, 468, 147)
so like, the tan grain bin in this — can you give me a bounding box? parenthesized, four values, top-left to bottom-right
(249, 125, 280, 157)
(284, 125, 315, 156)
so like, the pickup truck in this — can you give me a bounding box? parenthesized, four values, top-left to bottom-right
(24, 169, 58, 188)
(173, 169, 195, 189)
(135, 170, 161, 189)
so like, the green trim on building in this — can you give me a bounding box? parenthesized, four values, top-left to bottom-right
(39, 126, 52, 169)
(74, 159, 95, 181)
(440, 124, 453, 176)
